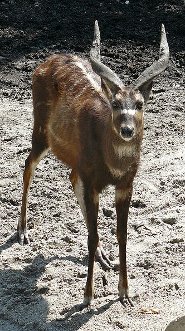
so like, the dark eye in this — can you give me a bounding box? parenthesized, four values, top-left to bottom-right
(136, 101, 143, 110)
(111, 100, 122, 109)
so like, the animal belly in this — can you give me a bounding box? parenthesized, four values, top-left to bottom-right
(48, 131, 78, 168)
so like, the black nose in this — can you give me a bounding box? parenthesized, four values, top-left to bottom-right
(121, 126, 134, 138)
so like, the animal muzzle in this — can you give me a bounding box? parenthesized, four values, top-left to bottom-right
(120, 125, 135, 141)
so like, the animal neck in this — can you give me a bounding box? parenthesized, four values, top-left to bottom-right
(102, 122, 142, 178)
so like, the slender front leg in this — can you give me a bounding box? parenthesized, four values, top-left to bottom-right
(70, 170, 112, 271)
(70, 171, 99, 306)
(115, 186, 133, 306)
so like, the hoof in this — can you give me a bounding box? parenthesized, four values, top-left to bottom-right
(119, 294, 134, 307)
(119, 287, 134, 307)
(95, 246, 114, 271)
(83, 296, 92, 306)
(78, 296, 92, 311)
(17, 228, 30, 245)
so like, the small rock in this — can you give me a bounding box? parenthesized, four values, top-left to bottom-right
(37, 286, 49, 294)
(132, 220, 143, 229)
(111, 227, 116, 235)
(53, 212, 61, 218)
(169, 238, 184, 244)
(103, 208, 113, 217)
(131, 200, 146, 208)
(102, 274, 108, 286)
(77, 271, 86, 278)
(68, 226, 79, 234)
(175, 283, 180, 290)
(2, 232, 9, 237)
(162, 217, 177, 226)
(114, 320, 125, 329)
(28, 221, 35, 229)
(62, 235, 74, 243)
(130, 273, 136, 279)
(137, 258, 153, 270)
(66, 247, 72, 252)
(139, 307, 160, 314)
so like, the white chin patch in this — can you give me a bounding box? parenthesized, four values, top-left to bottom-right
(121, 135, 134, 142)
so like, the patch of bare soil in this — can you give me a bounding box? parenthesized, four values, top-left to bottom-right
(0, 1, 185, 330)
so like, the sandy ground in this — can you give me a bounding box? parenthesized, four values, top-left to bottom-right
(1, 1, 185, 330)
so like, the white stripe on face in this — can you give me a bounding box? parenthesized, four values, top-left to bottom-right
(121, 108, 136, 116)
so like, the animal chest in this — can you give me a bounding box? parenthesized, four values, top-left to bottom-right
(105, 143, 139, 184)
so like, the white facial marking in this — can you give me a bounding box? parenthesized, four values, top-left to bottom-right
(122, 108, 136, 116)
(120, 135, 134, 142)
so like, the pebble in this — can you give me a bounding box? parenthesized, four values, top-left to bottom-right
(175, 283, 179, 290)
(62, 235, 74, 244)
(162, 217, 177, 226)
(169, 238, 184, 244)
(103, 208, 113, 217)
(77, 271, 87, 278)
(102, 274, 108, 286)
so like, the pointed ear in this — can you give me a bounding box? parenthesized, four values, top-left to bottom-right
(137, 80, 153, 103)
(101, 78, 114, 101)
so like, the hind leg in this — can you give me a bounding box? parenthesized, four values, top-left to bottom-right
(18, 127, 49, 245)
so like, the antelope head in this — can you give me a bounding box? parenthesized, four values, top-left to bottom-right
(90, 21, 169, 142)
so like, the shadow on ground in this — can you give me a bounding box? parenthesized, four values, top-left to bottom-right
(0, 239, 117, 331)
(165, 316, 185, 331)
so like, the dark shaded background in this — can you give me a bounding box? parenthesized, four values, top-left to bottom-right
(1, 0, 185, 55)
(0, 1, 184, 99)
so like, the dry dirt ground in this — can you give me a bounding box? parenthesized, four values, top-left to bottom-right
(0, 1, 185, 331)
